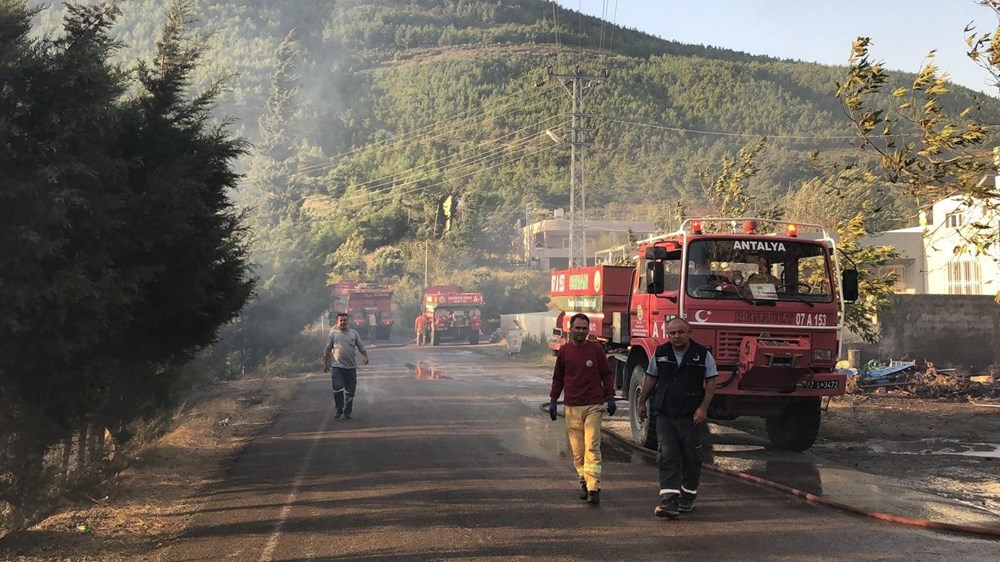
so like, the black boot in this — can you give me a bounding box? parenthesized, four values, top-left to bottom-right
(587, 490, 600, 505)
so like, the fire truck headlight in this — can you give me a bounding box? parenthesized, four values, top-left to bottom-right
(813, 349, 832, 361)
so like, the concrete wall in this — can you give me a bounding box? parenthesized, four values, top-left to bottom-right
(499, 311, 560, 343)
(855, 294, 1000, 372)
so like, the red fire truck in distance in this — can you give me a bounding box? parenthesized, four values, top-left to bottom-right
(331, 282, 395, 340)
(422, 285, 484, 345)
(549, 218, 859, 451)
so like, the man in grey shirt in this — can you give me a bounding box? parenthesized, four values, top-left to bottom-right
(322, 312, 369, 419)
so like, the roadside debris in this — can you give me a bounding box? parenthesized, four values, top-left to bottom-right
(842, 360, 999, 398)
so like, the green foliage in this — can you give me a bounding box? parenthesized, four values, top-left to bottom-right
(700, 137, 769, 219)
(470, 268, 550, 320)
(1, 1, 133, 424)
(367, 246, 408, 280)
(836, 212, 900, 343)
(612, 228, 640, 266)
(22, 0, 1000, 380)
(391, 275, 427, 333)
(783, 176, 916, 233)
(835, 35, 1000, 299)
(1, 0, 254, 529)
(326, 232, 367, 282)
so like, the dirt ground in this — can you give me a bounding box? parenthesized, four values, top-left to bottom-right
(1, 375, 998, 560)
(0, 374, 306, 562)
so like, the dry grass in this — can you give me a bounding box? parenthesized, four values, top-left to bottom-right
(0, 374, 307, 561)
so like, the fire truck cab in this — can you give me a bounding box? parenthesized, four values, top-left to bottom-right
(550, 218, 859, 451)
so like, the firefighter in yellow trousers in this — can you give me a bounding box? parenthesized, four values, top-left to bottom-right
(549, 313, 616, 505)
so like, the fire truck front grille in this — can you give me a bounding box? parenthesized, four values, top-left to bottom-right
(715, 331, 810, 364)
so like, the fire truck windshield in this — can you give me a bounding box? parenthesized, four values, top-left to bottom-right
(684, 239, 833, 303)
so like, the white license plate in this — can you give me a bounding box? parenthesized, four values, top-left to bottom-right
(801, 380, 839, 390)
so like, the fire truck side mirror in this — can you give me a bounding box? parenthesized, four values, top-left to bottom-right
(645, 260, 665, 294)
(644, 247, 668, 260)
(841, 269, 859, 302)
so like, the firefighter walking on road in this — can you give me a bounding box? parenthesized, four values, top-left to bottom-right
(322, 312, 369, 420)
(549, 313, 616, 505)
(414, 314, 428, 346)
(637, 317, 717, 519)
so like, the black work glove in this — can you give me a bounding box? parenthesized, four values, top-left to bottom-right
(606, 398, 617, 416)
(549, 401, 558, 421)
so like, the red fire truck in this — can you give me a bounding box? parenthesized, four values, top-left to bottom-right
(331, 282, 395, 340)
(549, 218, 859, 451)
(421, 285, 484, 345)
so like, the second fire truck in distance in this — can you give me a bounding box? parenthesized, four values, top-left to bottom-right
(421, 285, 484, 346)
(331, 282, 395, 340)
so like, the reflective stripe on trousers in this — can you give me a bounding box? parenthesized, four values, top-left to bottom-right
(564, 403, 605, 492)
(330, 367, 358, 415)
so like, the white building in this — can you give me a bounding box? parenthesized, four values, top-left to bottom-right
(522, 214, 657, 270)
(865, 196, 999, 295)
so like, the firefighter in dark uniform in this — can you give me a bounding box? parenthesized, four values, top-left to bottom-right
(637, 317, 718, 519)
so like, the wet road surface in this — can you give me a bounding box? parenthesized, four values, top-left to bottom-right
(701, 425, 1000, 530)
(154, 344, 1000, 561)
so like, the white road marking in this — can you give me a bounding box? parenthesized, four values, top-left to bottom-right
(258, 400, 335, 562)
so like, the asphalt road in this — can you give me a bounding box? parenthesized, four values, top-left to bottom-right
(154, 344, 998, 561)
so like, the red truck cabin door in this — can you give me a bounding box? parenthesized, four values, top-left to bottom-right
(633, 246, 683, 340)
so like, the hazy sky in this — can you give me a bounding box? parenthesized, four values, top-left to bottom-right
(556, 1, 999, 94)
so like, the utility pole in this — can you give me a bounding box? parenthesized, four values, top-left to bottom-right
(546, 65, 607, 268)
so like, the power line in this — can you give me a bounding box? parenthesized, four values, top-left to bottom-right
(334, 117, 558, 203)
(604, 117, 862, 140)
(607, 0, 618, 55)
(598, 0, 607, 55)
(336, 143, 556, 209)
(332, 125, 565, 206)
(324, 113, 562, 195)
(290, 86, 553, 178)
(292, 88, 551, 177)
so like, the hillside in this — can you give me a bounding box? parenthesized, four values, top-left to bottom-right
(31, 0, 1000, 241)
(23, 0, 1000, 368)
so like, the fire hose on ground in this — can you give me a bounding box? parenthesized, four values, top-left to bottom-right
(541, 399, 1000, 539)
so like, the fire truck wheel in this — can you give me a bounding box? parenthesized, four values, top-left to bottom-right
(628, 361, 658, 450)
(765, 397, 821, 451)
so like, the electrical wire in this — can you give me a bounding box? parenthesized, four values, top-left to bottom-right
(320, 111, 562, 196)
(336, 143, 556, 209)
(291, 88, 552, 178)
(598, 0, 607, 55)
(608, 0, 618, 55)
(605, 117, 862, 140)
(331, 124, 565, 205)
(332, 116, 565, 203)
(290, 86, 554, 178)
(552, 1, 562, 67)
(577, 0, 583, 54)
